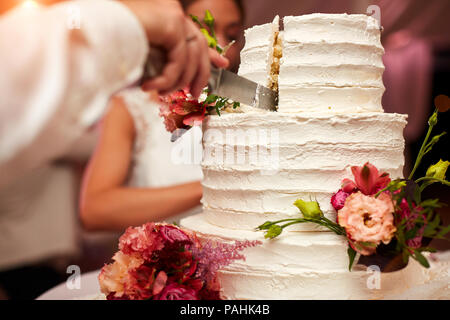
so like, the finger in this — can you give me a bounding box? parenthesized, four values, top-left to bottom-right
(210, 49, 229, 69)
(190, 37, 210, 98)
(171, 20, 201, 94)
(142, 40, 187, 93)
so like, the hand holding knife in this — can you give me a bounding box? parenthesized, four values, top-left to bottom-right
(140, 47, 278, 140)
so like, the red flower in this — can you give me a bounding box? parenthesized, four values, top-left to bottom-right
(127, 265, 156, 300)
(159, 225, 191, 244)
(154, 283, 199, 300)
(342, 162, 391, 196)
(331, 189, 350, 211)
(159, 89, 206, 132)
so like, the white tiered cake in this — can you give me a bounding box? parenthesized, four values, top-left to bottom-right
(181, 14, 415, 299)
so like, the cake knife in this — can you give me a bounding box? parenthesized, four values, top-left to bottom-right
(140, 47, 278, 140)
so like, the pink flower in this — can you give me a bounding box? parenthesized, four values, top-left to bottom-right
(398, 198, 426, 249)
(331, 189, 350, 211)
(159, 89, 206, 132)
(159, 103, 185, 132)
(159, 225, 191, 244)
(342, 162, 391, 196)
(154, 283, 199, 300)
(192, 239, 261, 283)
(152, 271, 168, 296)
(98, 251, 144, 298)
(338, 192, 396, 255)
(119, 223, 164, 260)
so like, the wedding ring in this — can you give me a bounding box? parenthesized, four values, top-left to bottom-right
(186, 35, 197, 42)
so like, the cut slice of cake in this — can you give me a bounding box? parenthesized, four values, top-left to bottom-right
(238, 16, 280, 89)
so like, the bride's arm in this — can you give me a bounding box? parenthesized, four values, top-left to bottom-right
(79, 97, 202, 231)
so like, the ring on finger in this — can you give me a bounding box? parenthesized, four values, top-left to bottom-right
(186, 35, 197, 42)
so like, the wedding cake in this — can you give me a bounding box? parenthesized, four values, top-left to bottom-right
(180, 13, 414, 299)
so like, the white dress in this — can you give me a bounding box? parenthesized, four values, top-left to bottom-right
(119, 88, 203, 221)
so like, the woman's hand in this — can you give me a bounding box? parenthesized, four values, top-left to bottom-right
(121, 0, 229, 98)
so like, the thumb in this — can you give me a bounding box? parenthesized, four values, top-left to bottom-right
(209, 49, 229, 69)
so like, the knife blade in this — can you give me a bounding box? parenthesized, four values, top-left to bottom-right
(208, 67, 278, 112)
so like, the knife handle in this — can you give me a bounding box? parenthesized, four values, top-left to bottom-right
(139, 46, 167, 85)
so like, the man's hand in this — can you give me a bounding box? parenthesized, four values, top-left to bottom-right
(121, 0, 229, 98)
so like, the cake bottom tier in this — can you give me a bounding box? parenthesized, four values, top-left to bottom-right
(181, 214, 450, 300)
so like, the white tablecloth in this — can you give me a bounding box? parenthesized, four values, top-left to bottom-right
(37, 269, 104, 300)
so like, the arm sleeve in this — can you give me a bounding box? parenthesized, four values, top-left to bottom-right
(0, 0, 149, 187)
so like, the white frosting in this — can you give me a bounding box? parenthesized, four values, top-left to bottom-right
(278, 14, 384, 113)
(282, 14, 381, 45)
(182, 215, 448, 300)
(200, 112, 407, 231)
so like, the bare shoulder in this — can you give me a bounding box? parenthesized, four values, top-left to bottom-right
(102, 94, 136, 139)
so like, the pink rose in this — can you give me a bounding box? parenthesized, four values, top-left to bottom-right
(154, 283, 199, 300)
(331, 189, 350, 211)
(159, 225, 191, 244)
(338, 192, 396, 255)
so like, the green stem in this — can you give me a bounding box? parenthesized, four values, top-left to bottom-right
(408, 110, 437, 180)
(415, 177, 450, 185)
(280, 221, 307, 229)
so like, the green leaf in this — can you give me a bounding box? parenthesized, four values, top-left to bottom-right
(436, 224, 450, 238)
(233, 101, 240, 109)
(265, 225, 282, 239)
(189, 14, 203, 27)
(203, 94, 218, 105)
(405, 227, 420, 240)
(203, 9, 215, 30)
(257, 221, 273, 230)
(413, 250, 430, 268)
(418, 247, 437, 253)
(347, 247, 357, 271)
(200, 28, 217, 48)
(215, 105, 221, 116)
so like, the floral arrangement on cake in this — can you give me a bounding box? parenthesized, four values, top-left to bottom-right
(258, 99, 450, 270)
(99, 223, 260, 300)
(159, 10, 239, 134)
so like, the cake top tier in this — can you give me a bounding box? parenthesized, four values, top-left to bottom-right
(237, 13, 386, 114)
(283, 14, 382, 46)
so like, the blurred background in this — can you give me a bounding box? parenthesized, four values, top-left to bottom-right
(0, 0, 448, 299)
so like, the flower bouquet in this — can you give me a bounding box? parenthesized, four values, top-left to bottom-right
(99, 223, 260, 300)
(257, 101, 450, 272)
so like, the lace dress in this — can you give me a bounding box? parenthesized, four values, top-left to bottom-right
(119, 88, 203, 220)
